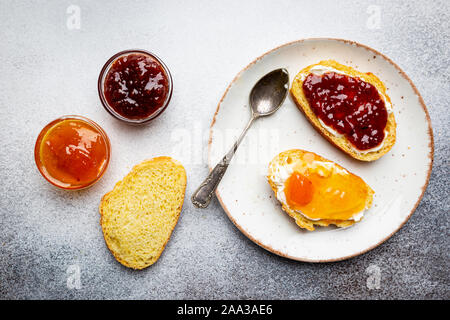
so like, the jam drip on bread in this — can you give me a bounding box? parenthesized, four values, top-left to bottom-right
(302, 72, 388, 151)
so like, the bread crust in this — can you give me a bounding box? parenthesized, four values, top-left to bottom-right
(267, 149, 374, 231)
(290, 60, 396, 161)
(99, 156, 187, 270)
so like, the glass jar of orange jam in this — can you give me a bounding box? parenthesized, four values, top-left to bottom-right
(34, 115, 110, 189)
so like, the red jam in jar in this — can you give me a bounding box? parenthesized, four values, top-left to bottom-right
(302, 72, 388, 150)
(103, 53, 170, 120)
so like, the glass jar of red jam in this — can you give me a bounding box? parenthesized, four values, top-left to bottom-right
(98, 49, 173, 124)
(34, 115, 111, 190)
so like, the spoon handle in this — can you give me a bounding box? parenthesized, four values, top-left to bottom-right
(192, 115, 256, 208)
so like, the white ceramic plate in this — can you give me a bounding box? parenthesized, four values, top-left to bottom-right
(209, 38, 433, 262)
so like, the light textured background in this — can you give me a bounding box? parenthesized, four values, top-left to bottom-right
(0, 0, 449, 299)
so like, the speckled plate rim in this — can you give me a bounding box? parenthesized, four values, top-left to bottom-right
(208, 38, 434, 263)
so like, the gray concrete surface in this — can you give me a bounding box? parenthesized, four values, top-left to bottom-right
(0, 0, 449, 299)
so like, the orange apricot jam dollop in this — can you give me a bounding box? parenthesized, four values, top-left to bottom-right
(285, 172, 315, 207)
(35, 116, 110, 189)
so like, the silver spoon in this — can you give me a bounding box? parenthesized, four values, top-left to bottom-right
(192, 68, 290, 208)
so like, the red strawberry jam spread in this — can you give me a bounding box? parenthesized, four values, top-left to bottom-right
(104, 53, 169, 120)
(302, 72, 388, 150)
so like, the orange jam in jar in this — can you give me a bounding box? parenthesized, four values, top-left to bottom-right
(34, 116, 110, 189)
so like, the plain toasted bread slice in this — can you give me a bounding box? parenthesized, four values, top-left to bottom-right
(290, 60, 396, 161)
(267, 149, 374, 231)
(100, 157, 186, 269)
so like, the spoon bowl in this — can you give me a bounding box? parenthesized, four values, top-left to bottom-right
(250, 68, 290, 116)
